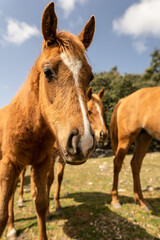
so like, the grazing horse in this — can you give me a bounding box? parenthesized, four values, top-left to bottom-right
(110, 86, 160, 211)
(0, 2, 95, 240)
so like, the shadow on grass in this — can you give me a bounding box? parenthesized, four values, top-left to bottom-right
(13, 191, 160, 239)
(15, 215, 37, 236)
(15, 215, 37, 223)
(145, 187, 160, 216)
(118, 188, 160, 217)
(50, 192, 157, 240)
(144, 197, 160, 217)
(64, 191, 160, 217)
(16, 222, 37, 236)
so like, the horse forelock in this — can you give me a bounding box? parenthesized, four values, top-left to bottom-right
(91, 94, 102, 108)
(42, 31, 85, 59)
(57, 31, 85, 55)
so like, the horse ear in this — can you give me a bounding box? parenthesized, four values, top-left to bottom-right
(78, 16, 95, 49)
(87, 87, 93, 100)
(41, 2, 57, 44)
(98, 88, 105, 99)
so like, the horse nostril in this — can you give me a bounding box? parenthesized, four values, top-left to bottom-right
(100, 131, 104, 138)
(100, 130, 108, 141)
(66, 129, 79, 155)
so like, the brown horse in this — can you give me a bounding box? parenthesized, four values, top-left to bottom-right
(110, 86, 160, 211)
(7, 88, 107, 238)
(0, 2, 95, 240)
(16, 88, 107, 214)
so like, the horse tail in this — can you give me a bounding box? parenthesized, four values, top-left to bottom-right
(110, 100, 123, 154)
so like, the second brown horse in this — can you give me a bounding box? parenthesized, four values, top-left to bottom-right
(110, 86, 160, 211)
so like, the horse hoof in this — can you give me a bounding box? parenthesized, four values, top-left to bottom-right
(7, 228, 17, 240)
(7, 235, 17, 240)
(18, 200, 23, 208)
(111, 202, 122, 209)
(141, 205, 153, 212)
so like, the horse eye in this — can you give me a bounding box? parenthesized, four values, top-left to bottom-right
(43, 67, 54, 82)
(88, 110, 92, 115)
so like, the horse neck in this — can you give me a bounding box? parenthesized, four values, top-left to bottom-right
(11, 58, 46, 134)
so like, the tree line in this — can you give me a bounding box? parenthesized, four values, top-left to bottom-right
(90, 49, 160, 151)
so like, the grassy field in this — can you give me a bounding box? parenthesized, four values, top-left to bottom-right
(2, 152, 160, 240)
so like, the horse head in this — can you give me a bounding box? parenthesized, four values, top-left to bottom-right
(39, 2, 95, 164)
(87, 87, 108, 146)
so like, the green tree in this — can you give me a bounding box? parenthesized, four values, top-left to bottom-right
(141, 48, 160, 85)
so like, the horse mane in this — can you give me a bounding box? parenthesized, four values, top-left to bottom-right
(91, 94, 102, 104)
(43, 31, 85, 58)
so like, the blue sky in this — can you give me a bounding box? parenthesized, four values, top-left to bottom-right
(0, 0, 160, 108)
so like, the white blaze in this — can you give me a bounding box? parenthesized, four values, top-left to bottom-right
(95, 102, 105, 125)
(60, 52, 93, 156)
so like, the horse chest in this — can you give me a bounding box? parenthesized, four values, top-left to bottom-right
(2, 129, 54, 166)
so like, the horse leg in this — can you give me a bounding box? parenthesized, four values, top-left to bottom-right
(7, 190, 17, 240)
(31, 163, 54, 221)
(131, 132, 152, 211)
(30, 166, 37, 200)
(111, 138, 131, 209)
(18, 168, 26, 207)
(32, 158, 52, 240)
(54, 160, 65, 212)
(46, 162, 54, 221)
(0, 159, 20, 238)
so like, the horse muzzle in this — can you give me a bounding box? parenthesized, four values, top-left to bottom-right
(95, 129, 108, 145)
(64, 128, 95, 165)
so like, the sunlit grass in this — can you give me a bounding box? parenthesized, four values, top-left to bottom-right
(2, 152, 160, 239)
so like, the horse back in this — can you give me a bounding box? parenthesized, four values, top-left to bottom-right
(111, 87, 160, 149)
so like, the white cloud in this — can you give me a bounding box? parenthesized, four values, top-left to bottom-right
(1, 18, 39, 45)
(112, 0, 160, 53)
(113, 0, 160, 38)
(133, 40, 147, 53)
(56, 0, 87, 18)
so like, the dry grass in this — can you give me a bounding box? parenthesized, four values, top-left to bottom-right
(2, 152, 160, 239)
